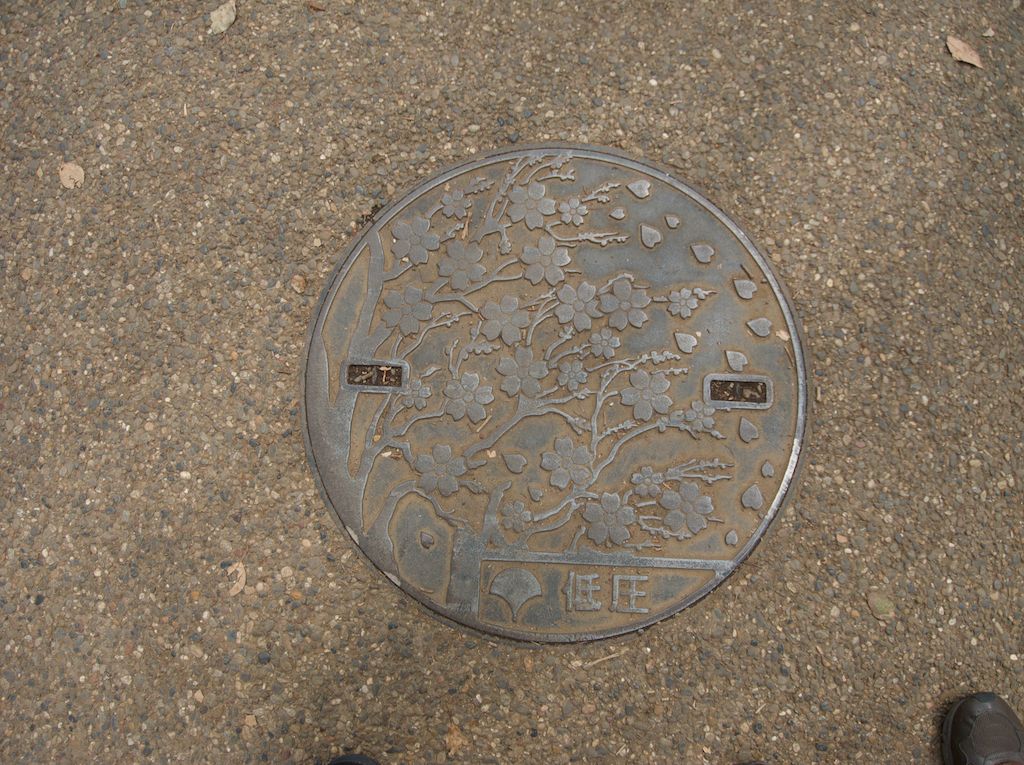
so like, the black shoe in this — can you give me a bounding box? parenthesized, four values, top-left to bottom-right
(943, 692, 1024, 765)
(327, 755, 381, 765)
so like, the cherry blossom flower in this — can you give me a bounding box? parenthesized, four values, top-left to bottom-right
(630, 466, 664, 498)
(620, 370, 672, 421)
(413, 444, 467, 497)
(508, 182, 556, 229)
(500, 501, 531, 532)
(599, 279, 651, 330)
(521, 235, 570, 286)
(480, 295, 530, 345)
(683, 400, 717, 432)
(400, 379, 432, 410)
(583, 492, 635, 546)
(438, 241, 486, 291)
(660, 483, 714, 535)
(497, 347, 548, 398)
(441, 188, 471, 219)
(540, 436, 592, 489)
(558, 196, 588, 226)
(557, 358, 587, 392)
(443, 372, 494, 423)
(555, 282, 602, 331)
(667, 288, 700, 318)
(381, 286, 433, 335)
(589, 327, 621, 359)
(391, 216, 439, 264)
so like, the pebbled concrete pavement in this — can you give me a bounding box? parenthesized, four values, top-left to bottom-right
(1, 1, 1022, 763)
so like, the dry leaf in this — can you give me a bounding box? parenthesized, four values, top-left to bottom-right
(59, 162, 84, 189)
(982, 28, 995, 38)
(946, 35, 983, 68)
(867, 590, 896, 622)
(208, 0, 236, 35)
(226, 561, 246, 596)
(445, 723, 469, 756)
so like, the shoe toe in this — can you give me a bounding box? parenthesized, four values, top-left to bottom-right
(947, 693, 1024, 765)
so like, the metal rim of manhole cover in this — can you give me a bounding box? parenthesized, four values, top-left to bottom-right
(302, 144, 807, 643)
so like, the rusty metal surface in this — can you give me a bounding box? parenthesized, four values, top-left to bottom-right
(302, 146, 808, 642)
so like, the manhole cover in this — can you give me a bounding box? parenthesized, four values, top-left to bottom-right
(302, 145, 807, 642)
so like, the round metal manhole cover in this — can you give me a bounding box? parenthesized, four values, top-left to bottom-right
(302, 145, 807, 642)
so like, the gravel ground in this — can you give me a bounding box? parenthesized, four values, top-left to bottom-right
(1, 1, 1022, 763)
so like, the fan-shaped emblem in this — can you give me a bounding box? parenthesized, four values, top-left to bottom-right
(489, 568, 542, 621)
